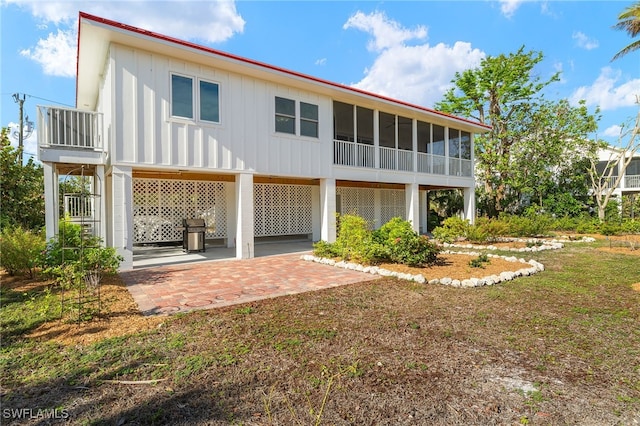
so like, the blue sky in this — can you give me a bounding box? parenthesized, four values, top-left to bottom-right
(1, 0, 639, 161)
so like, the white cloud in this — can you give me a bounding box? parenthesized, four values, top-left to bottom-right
(343, 10, 427, 52)
(12, 0, 245, 77)
(20, 29, 77, 77)
(602, 124, 622, 138)
(344, 11, 485, 107)
(498, 0, 523, 18)
(570, 67, 640, 111)
(572, 31, 599, 50)
(315, 58, 327, 66)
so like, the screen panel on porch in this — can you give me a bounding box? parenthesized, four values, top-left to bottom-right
(132, 178, 228, 243)
(253, 184, 313, 237)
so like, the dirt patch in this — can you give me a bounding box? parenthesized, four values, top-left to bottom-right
(0, 272, 164, 346)
(632, 282, 640, 292)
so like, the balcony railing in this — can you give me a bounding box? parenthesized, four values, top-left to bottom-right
(626, 175, 640, 189)
(334, 140, 471, 177)
(38, 106, 103, 150)
(334, 140, 375, 168)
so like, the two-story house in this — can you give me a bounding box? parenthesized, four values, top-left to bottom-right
(37, 12, 490, 270)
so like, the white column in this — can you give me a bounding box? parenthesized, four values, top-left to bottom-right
(95, 165, 107, 243)
(235, 173, 254, 259)
(463, 186, 476, 225)
(406, 183, 420, 232)
(43, 162, 59, 241)
(320, 178, 336, 242)
(419, 190, 427, 234)
(111, 165, 133, 270)
(225, 182, 236, 248)
(374, 189, 382, 229)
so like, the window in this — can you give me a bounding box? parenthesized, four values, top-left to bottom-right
(171, 74, 220, 123)
(333, 101, 354, 141)
(449, 128, 460, 158)
(199, 80, 220, 123)
(275, 97, 319, 138)
(300, 102, 318, 137)
(275, 97, 296, 134)
(398, 116, 413, 151)
(417, 121, 430, 153)
(379, 112, 395, 148)
(171, 74, 193, 119)
(356, 106, 373, 144)
(432, 125, 445, 156)
(460, 131, 471, 160)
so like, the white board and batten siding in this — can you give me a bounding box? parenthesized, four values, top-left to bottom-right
(110, 44, 331, 178)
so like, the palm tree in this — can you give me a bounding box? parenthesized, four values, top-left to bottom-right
(612, 1, 640, 61)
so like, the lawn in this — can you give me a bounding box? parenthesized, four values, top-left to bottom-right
(1, 238, 639, 425)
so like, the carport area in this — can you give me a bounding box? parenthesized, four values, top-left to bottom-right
(122, 241, 380, 316)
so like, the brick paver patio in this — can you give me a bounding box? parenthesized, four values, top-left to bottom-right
(120, 253, 380, 316)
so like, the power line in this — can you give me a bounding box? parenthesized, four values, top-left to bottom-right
(2, 92, 74, 108)
(25, 94, 74, 108)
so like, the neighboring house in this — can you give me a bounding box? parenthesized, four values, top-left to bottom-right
(595, 146, 640, 198)
(37, 12, 490, 270)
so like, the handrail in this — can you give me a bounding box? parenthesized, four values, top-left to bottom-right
(37, 105, 103, 150)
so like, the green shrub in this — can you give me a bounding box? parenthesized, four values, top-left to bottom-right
(621, 219, 640, 234)
(315, 216, 439, 267)
(469, 253, 490, 268)
(575, 218, 598, 234)
(474, 217, 510, 241)
(599, 222, 622, 236)
(374, 217, 439, 267)
(312, 240, 339, 258)
(0, 226, 46, 277)
(501, 214, 552, 237)
(432, 217, 470, 243)
(334, 214, 374, 263)
(552, 216, 579, 232)
(41, 220, 123, 288)
(465, 225, 489, 244)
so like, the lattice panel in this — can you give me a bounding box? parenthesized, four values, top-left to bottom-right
(380, 189, 406, 225)
(254, 184, 313, 237)
(133, 178, 228, 243)
(336, 187, 376, 227)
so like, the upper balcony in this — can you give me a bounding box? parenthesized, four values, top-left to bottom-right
(37, 106, 106, 165)
(598, 175, 640, 193)
(333, 139, 472, 177)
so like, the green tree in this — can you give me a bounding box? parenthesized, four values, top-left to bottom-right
(435, 47, 599, 216)
(0, 128, 45, 231)
(612, 1, 640, 61)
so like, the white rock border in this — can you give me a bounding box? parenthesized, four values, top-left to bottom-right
(300, 251, 545, 288)
(440, 236, 595, 253)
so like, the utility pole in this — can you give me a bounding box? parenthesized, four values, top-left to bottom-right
(13, 93, 26, 163)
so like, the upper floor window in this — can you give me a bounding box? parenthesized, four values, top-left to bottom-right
(171, 74, 193, 119)
(200, 80, 220, 123)
(275, 97, 295, 134)
(300, 102, 318, 137)
(275, 97, 319, 138)
(171, 73, 220, 123)
(432, 125, 445, 156)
